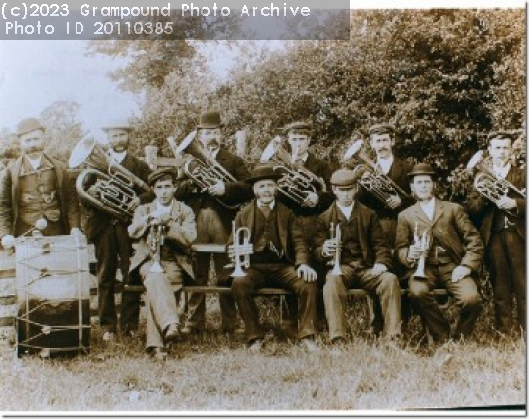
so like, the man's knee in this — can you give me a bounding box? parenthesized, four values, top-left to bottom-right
(231, 277, 254, 298)
(377, 272, 400, 294)
(408, 277, 430, 301)
(460, 289, 482, 309)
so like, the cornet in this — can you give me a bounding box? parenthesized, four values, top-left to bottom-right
(229, 221, 253, 278)
(412, 222, 430, 279)
(147, 216, 167, 273)
(327, 222, 342, 275)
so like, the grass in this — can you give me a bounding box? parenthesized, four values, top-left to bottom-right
(0, 293, 525, 411)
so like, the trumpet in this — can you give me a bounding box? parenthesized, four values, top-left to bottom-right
(412, 222, 430, 279)
(167, 133, 239, 209)
(342, 139, 411, 206)
(148, 220, 166, 273)
(228, 221, 253, 277)
(327, 222, 342, 275)
(260, 136, 326, 205)
(466, 150, 526, 217)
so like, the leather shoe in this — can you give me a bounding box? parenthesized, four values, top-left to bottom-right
(331, 337, 347, 346)
(150, 347, 168, 361)
(164, 323, 181, 343)
(300, 337, 319, 352)
(248, 339, 264, 352)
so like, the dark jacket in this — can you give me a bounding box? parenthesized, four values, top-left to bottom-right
(230, 200, 310, 267)
(396, 199, 484, 275)
(0, 154, 80, 238)
(313, 202, 393, 270)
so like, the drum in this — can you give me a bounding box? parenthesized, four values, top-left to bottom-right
(16, 235, 91, 357)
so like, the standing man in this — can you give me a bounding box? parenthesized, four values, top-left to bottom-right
(175, 111, 253, 335)
(83, 120, 152, 341)
(0, 118, 80, 248)
(395, 163, 483, 343)
(128, 168, 196, 360)
(467, 131, 525, 335)
(230, 163, 319, 351)
(313, 169, 401, 345)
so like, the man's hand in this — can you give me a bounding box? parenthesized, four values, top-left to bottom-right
(407, 243, 423, 262)
(451, 265, 471, 283)
(297, 264, 317, 282)
(1, 235, 15, 250)
(302, 191, 319, 208)
(70, 227, 83, 237)
(227, 243, 254, 261)
(385, 194, 401, 210)
(322, 239, 339, 257)
(497, 196, 517, 211)
(208, 181, 226, 196)
(369, 263, 387, 277)
(128, 196, 141, 211)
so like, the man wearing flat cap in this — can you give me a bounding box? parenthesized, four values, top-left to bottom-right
(128, 167, 196, 360)
(175, 111, 253, 335)
(83, 120, 153, 341)
(229, 163, 319, 352)
(313, 169, 401, 346)
(0, 118, 81, 249)
(466, 131, 526, 335)
(395, 163, 483, 343)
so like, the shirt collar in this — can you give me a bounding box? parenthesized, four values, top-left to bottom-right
(156, 199, 174, 214)
(492, 163, 511, 179)
(291, 152, 309, 165)
(207, 147, 220, 160)
(25, 155, 42, 170)
(109, 150, 127, 164)
(377, 154, 394, 174)
(336, 202, 354, 219)
(257, 199, 275, 209)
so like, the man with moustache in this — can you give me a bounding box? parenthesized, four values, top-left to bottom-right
(0, 118, 81, 248)
(175, 111, 253, 335)
(83, 120, 152, 341)
(229, 163, 319, 352)
(466, 131, 526, 335)
(395, 163, 483, 343)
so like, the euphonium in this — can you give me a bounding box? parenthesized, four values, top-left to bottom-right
(328, 222, 342, 275)
(412, 222, 430, 279)
(69, 135, 150, 222)
(466, 150, 526, 217)
(342, 139, 411, 205)
(260, 136, 326, 205)
(167, 133, 239, 209)
(229, 221, 252, 278)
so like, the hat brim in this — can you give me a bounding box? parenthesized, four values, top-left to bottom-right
(407, 171, 436, 179)
(197, 123, 224, 129)
(245, 173, 283, 184)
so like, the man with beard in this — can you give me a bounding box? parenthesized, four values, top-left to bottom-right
(229, 163, 319, 352)
(83, 120, 152, 342)
(0, 118, 81, 247)
(175, 111, 253, 335)
(395, 163, 483, 343)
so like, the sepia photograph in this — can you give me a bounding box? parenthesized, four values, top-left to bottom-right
(0, 0, 526, 413)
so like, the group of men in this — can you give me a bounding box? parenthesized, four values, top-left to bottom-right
(0, 112, 525, 360)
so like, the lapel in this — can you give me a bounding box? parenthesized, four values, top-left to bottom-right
(389, 157, 402, 180)
(431, 198, 444, 227)
(412, 201, 432, 227)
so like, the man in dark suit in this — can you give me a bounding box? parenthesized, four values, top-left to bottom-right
(82, 120, 152, 341)
(175, 111, 253, 334)
(0, 118, 80, 247)
(466, 131, 526, 335)
(128, 168, 196, 360)
(313, 169, 401, 345)
(229, 163, 319, 352)
(396, 163, 484, 343)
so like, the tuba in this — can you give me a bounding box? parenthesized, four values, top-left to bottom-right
(167, 133, 239, 209)
(228, 221, 252, 277)
(260, 136, 326, 205)
(342, 139, 411, 206)
(69, 135, 150, 222)
(327, 222, 342, 275)
(466, 150, 526, 217)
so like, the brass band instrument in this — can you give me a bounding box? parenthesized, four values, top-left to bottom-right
(260, 136, 327, 205)
(229, 221, 252, 277)
(328, 222, 342, 275)
(148, 218, 166, 273)
(342, 139, 411, 205)
(69, 136, 150, 222)
(167, 133, 239, 209)
(412, 222, 430, 279)
(466, 150, 526, 217)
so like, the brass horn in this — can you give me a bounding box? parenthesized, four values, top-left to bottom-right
(168, 132, 240, 209)
(69, 135, 149, 222)
(228, 221, 253, 278)
(466, 150, 526, 217)
(327, 222, 342, 275)
(412, 222, 430, 279)
(342, 139, 411, 205)
(260, 136, 326, 206)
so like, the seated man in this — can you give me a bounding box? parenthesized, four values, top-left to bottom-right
(313, 169, 401, 345)
(395, 163, 483, 344)
(229, 163, 319, 352)
(128, 168, 196, 360)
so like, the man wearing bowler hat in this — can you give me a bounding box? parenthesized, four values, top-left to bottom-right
(128, 167, 196, 360)
(313, 168, 401, 346)
(229, 163, 319, 352)
(466, 131, 526, 335)
(395, 163, 483, 343)
(0, 118, 81, 248)
(82, 120, 152, 342)
(175, 111, 253, 335)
